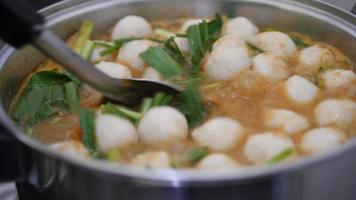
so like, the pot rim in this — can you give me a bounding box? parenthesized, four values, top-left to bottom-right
(0, 0, 355, 186)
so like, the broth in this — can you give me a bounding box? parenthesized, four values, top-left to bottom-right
(11, 15, 356, 170)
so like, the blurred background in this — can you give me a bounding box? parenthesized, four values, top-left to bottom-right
(0, 0, 355, 199)
(23, 0, 356, 12)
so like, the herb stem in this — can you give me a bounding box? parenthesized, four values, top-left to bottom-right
(73, 21, 94, 54)
(160, 95, 173, 105)
(140, 98, 153, 114)
(64, 82, 79, 113)
(140, 46, 183, 78)
(93, 40, 115, 47)
(152, 92, 166, 106)
(79, 109, 96, 152)
(81, 40, 96, 60)
(117, 106, 143, 121)
(99, 37, 139, 56)
(101, 103, 142, 123)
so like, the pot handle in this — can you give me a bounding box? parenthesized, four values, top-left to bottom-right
(0, 123, 30, 182)
(0, 0, 44, 48)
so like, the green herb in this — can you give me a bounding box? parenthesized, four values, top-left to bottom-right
(207, 14, 223, 40)
(100, 37, 139, 56)
(187, 146, 208, 164)
(79, 109, 96, 152)
(266, 148, 293, 165)
(187, 25, 204, 70)
(81, 40, 96, 60)
(101, 103, 142, 123)
(73, 21, 94, 55)
(11, 71, 72, 125)
(187, 14, 223, 71)
(105, 148, 121, 162)
(140, 46, 183, 78)
(154, 28, 175, 39)
(153, 92, 173, 106)
(140, 98, 153, 114)
(100, 37, 163, 56)
(160, 95, 173, 106)
(152, 92, 166, 106)
(164, 37, 186, 65)
(139, 16, 220, 127)
(93, 40, 115, 47)
(139, 93, 173, 114)
(177, 82, 206, 127)
(64, 82, 80, 113)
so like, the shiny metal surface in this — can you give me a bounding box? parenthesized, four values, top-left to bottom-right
(0, 0, 355, 199)
(34, 30, 179, 104)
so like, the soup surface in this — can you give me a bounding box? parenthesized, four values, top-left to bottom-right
(11, 14, 356, 171)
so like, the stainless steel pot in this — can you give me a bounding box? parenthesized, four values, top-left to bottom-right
(0, 0, 355, 199)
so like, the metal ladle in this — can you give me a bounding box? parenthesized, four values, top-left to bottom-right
(0, 0, 180, 104)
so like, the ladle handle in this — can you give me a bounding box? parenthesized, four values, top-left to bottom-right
(0, 0, 44, 48)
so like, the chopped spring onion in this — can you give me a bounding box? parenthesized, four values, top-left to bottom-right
(140, 98, 153, 114)
(139, 93, 173, 114)
(178, 82, 206, 127)
(100, 37, 163, 56)
(79, 109, 96, 152)
(73, 21, 94, 55)
(160, 95, 173, 106)
(154, 28, 175, 39)
(64, 82, 79, 113)
(187, 146, 209, 164)
(101, 103, 142, 123)
(140, 46, 183, 78)
(187, 25, 204, 70)
(100, 37, 140, 56)
(207, 14, 223, 40)
(152, 92, 173, 106)
(187, 14, 223, 71)
(164, 37, 186, 66)
(152, 92, 166, 106)
(93, 40, 115, 47)
(266, 148, 293, 165)
(81, 40, 96, 60)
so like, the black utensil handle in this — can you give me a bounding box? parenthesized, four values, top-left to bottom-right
(0, 123, 31, 182)
(0, 0, 44, 48)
